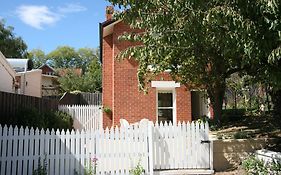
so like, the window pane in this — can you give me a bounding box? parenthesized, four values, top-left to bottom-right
(158, 93, 173, 107)
(158, 109, 173, 122)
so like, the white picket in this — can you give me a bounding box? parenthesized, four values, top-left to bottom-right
(17, 127, 24, 175)
(58, 105, 102, 131)
(0, 121, 212, 175)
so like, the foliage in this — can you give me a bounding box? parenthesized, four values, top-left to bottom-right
(27, 49, 47, 68)
(0, 19, 28, 57)
(32, 156, 48, 175)
(107, 0, 261, 123)
(242, 155, 281, 175)
(57, 60, 101, 93)
(77, 47, 100, 72)
(103, 106, 112, 114)
(84, 157, 98, 175)
(221, 109, 245, 122)
(52, 47, 102, 93)
(130, 161, 144, 175)
(14, 107, 73, 130)
(44, 111, 73, 131)
(47, 46, 79, 68)
(233, 130, 250, 139)
(16, 107, 45, 128)
(57, 69, 83, 92)
(196, 115, 210, 124)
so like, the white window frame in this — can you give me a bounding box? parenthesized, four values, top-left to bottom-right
(156, 88, 177, 124)
(152, 81, 179, 123)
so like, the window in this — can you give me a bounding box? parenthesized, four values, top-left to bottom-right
(157, 90, 175, 123)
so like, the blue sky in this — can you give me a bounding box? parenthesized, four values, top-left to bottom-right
(0, 0, 112, 53)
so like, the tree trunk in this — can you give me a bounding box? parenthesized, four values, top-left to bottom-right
(208, 81, 226, 124)
(266, 86, 271, 111)
(234, 90, 237, 110)
(271, 89, 281, 122)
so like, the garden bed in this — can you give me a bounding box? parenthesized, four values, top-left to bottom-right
(210, 112, 281, 151)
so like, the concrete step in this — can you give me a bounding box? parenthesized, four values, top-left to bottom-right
(154, 169, 214, 175)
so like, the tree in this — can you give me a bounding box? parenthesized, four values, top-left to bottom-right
(47, 46, 79, 68)
(77, 47, 100, 72)
(57, 47, 102, 92)
(107, 0, 259, 123)
(0, 20, 27, 58)
(243, 0, 281, 118)
(82, 57, 102, 92)
(27, 49, 46, 68)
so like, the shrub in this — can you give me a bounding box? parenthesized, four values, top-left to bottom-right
(242, 155, 281, 175)
(130, 162, 144, 175)
(234, 130, 250, 139)
(32, 156, 48, 175)
(222, 109, 245, 122)
(16, 107, 45, 128)
(14, 107, 73, 130)
(44, 111, 73, 131)
(197, 115, 210, 124)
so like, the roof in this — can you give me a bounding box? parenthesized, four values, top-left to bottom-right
(57, 68, 82, 77)
(99, 19, 121, 63)
(6, 58, 33, 72)
(39, 64, 55, 72)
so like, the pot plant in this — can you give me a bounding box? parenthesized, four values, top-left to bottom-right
(103, 106, 112, 119)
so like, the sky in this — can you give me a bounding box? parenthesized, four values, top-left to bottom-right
(0, 0, 112, 54)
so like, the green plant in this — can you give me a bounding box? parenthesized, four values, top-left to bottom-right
(197, 115, 210, 124)
(271, 160, 281, 173)
(84, 157, 98, 175)
(32, 156, 48, 175)
(16, 107, 45, 128)
(45, 111, 73, 130)
(103, 106, 112, 114)
(242, 155, 281, 175)
(234, 130, 250, 139)
(13, 107, 73, 130)
(130, 160, 144, 175)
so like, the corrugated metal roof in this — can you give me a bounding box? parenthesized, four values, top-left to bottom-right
(6, 59, 33, 72)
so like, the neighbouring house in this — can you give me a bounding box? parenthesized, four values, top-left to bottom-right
(100, 7, 212, 128)
(7, 58, 42, 98)
(39, 64, 59, 97)
(0, 51, 19, 93)
(57, 68, 83, 77)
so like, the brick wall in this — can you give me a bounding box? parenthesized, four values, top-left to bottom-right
(102, 34, 114, 128)
(102, 21, 192, 127)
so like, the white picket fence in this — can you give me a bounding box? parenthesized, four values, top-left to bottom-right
(0, 121, 213, 175)
(58, 105, 102, 131)
(152, 121, 212, 170)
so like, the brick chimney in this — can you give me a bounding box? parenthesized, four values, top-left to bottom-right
(106, 6, 114, 20)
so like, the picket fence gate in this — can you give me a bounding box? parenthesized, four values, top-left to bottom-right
(0, 121, 213, 175)
(58, 105, 102, 131)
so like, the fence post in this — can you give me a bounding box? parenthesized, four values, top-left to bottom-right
(99, 106, 103, 130)
(210, 140, 214, 170)
(148, 122, 154, 175)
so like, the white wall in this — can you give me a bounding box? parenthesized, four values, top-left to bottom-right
(18, 69, 42, 98)
(0, 52, 16, 93)
(0, 64, 14, 93)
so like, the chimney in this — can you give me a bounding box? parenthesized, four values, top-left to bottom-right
(106, 6, 114, 20)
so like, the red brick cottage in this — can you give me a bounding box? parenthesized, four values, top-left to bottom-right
(100, 7, 211, 128)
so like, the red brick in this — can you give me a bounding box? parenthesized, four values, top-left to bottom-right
(102, 21, 192, 128)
